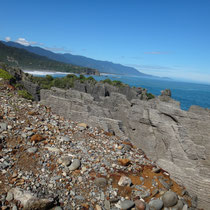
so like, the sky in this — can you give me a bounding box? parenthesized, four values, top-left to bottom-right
(0, 0, 210, 83)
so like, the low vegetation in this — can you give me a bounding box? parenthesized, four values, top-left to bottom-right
(18, 90, 33, 100)
(30, 74, 127, 90)
(146, 93, 155, 99)
(0, 68, 14, 80)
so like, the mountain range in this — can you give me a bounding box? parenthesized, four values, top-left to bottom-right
(2, 41, 153, 77)
(0, 42, 99, 75)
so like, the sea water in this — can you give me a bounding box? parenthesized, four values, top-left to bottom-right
(25, 71, 210, 111)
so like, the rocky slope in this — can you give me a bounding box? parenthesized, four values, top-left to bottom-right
(0, 79, 195, 209)
(40, 86, 210, 209)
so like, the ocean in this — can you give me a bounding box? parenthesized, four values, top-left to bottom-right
(25, 71, 210, 111)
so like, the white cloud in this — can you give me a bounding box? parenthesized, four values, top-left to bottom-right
(5, 37, 11, 42)
(15, 38, 36, 46)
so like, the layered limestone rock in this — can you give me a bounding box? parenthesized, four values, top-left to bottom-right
(41, 87, 210, 209)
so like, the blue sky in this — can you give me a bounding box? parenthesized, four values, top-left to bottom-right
(0, 0, 210, 83)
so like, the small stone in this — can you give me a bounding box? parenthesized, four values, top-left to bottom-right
(60, 136, 70, 142)
(152, 167, 161, 173)
(120, 200, 135, 210)
(95, 177, 107, 188)
(135, 200, 146, 210)
(162, 191, 178, 207)
(0, 123, 7, 131)
(95, 204, 102, 210)
(78, 176, 83, 182)
(118, 159, 131, 166)
(12, 205, 18, 210)
(6, 191, 14, 202)
(182, 204, 188, 210)
(75, 195, 85, 200)
(27, 147, 38, 153)
(151, 189, 159, 197)
(149, 199, 163, 210)
(159, 178, 171, 190)
(118, 176, 132, 186)
(69, 159, 81, 170)
(171, 200, 183, 210)
(58, 156, 71, 167)
(77, 123, 88, 130)
(31, 134, 44, 143)
(104, 199, 111, 210)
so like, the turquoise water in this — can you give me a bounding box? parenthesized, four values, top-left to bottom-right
(30, 72, 210, 111)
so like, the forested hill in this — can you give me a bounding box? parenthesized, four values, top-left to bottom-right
(0, 42, 99, 75)
(3, 41, 152, 76)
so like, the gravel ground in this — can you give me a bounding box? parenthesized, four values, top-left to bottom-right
(0, 82, 195, 210)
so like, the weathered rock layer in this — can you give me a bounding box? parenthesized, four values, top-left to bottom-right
(41, 87, 210, 209)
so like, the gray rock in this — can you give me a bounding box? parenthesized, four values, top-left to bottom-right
(6, 191, 14, 202)
(69, 159, 81, 171)
(152, 167, 161, 173)
(40, 83, 210, 209)
(182, 204, 188, 210)
(0, 123, 7, 131)
(162, 191, 178, 207)
(60, 136, 70, 142)
(120, 200, 135, 210)
(27, 147, 38, 153)
(11, 188, 54, 209)
(171, 200, 183, 210)
(159, 178, 171, 190)
(58, 156, 71, 167)
(104, 199, 111, 210)
(53, 207, 63, 210)
(75, 195, 85, 200)
(149, 199, 163, 210)
(12, 206, 18, 210)
(95, 177, 107, 188)
(118, 176, 132, 186)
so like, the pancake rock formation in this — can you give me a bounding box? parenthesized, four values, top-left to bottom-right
(41, 87, 210, 209)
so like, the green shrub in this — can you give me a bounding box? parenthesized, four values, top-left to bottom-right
(66, 74, 78, 80)
(146, 93, 155, 100)
(79, 74, 86, 83)
(112, 80, 124, 87)
(45, 75, 53, 81)
(14, 83, 24, 90)
(0, 68, 14, 80)
(18, 90, 33, 100)
(102, 78, 113, 85)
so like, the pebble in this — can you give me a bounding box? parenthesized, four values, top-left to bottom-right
(182, 204, 188, 210)
(53, 207, 63, 210)
(6, 191, 14, 202)
(118, 176, 132, 186)
(120, 200, 135, 210)
(69, 159, 81, 170)
(58, 156, 71, 166)
(27, 147, 38, 153)
(162, 191, 178, 207)
(104, 199, 111, 209)
(95, 204, 102, 210)
(159, 178, 171, 190)
(95, 177, 107, 188)
(149, 199, 163, 210)
(170, 199, 183, 210)
(60, 136, 70, 142)
(135, 200, 146, 210)
(12, 206, 18, 210)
